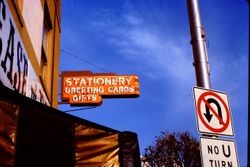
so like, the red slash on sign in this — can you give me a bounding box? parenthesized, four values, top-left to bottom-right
(197, 91, 230, 133)
(193, 87, 234, 136)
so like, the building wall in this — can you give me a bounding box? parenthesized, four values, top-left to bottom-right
(22, 0, 43, 64)
(1, 0, 61, 107)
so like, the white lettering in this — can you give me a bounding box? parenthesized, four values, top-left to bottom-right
(72, 77, 80, 85)
(125, 77, 132, 85)
(64, 86, 104, 94)
(107, 86, 135, 93)
(129, 86, 135, 92)
(96, 78, 104, 85)
(79, 78, 87, 85)
(72, 94, 97, 102)
(65, 76, 134, 86)
(65, 78, 72, 86)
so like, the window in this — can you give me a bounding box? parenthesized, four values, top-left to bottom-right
(41, 1, 52, 81)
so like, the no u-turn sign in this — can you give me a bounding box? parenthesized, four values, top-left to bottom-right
(200, 137, 239, 167)
(193, 87, 234, 136)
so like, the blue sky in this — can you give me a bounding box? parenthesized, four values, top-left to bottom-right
(59, 0, 248, 166)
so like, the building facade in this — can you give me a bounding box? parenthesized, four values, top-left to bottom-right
(0, 1, 143, 166)
(0, 0, 61, 107)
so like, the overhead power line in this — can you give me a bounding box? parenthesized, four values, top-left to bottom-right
(60, 49, 110, 72)
(63, 106, 97, 113)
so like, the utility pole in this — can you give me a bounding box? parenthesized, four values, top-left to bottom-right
(186, 0, 211, 89)
(187, 1, 240, 167)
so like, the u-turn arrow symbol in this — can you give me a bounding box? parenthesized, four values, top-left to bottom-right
(204, 98, 223, 124)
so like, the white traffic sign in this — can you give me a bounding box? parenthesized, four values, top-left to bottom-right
(200, 137, 239, 167)
(193, 87, 234, 136)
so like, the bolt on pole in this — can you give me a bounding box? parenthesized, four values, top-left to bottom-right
(187, 0, 211, 89)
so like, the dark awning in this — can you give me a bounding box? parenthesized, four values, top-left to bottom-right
(0, 85, 140, 167)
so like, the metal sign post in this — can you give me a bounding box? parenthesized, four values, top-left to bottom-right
(186, 0, 239, 166)
(186, 0, 211, 89)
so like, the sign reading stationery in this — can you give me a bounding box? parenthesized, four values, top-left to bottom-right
(61, 71, 140, 105)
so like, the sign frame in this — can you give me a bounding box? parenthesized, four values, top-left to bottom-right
(193, 87, 234, 136)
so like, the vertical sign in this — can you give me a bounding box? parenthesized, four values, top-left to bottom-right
(0, 0, 50, 105)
